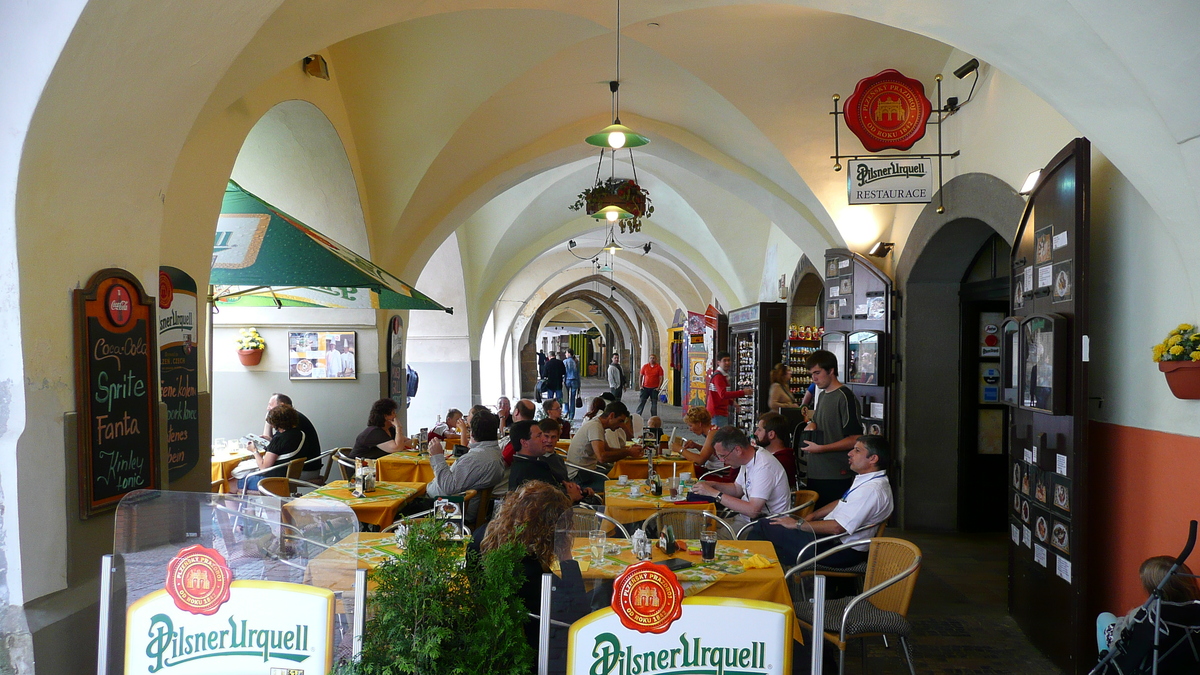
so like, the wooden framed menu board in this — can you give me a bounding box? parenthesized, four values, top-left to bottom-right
(74, 268, 160, 518)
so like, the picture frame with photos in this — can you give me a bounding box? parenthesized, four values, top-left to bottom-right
(289, 330, 357, 380)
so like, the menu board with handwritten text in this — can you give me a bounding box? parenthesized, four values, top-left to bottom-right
(74, 269, 159, 517)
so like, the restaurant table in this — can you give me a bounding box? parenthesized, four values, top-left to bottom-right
(306, 531, 468, 592)
(376, 452, 455, 483)
(568, 538, 789, 604)
(295, 481, 425, 528)
(603, 480, 715, 525)
(607, 456, 694, 480)
(211, 447, 252, 486)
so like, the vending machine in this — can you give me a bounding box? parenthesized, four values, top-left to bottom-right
(727, 302, 787, 432)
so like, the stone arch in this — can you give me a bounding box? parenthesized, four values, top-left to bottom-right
(519, 288, 639, 397)
(522, 275, 663, 359)
(894, 173, 1025, 530)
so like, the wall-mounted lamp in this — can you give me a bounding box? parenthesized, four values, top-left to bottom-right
(953, 58, 979, 80)
(302, 55, 330, 80)
(1019, 169, 1042, 195)
(641, 242, 652, 255)
(868, 241, 894, 257)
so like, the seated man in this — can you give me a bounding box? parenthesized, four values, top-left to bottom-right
(262, 393, 322, 481)
(422, 410, 504, 522)
(691, 426, 791, 529)
(750, 435, 893, 568)
(565, 401, 642, 493)
(538, 418, 594, 502)
(509, 420, 582, 503)
(755, 411, 797, 488)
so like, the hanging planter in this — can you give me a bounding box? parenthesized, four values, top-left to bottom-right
(1152, 323, 1200, 399)
(235, 327, 266, 367)
(570, 178, 653, 233)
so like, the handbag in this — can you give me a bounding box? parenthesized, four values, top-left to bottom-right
(575, 396, 584, 409)
(231, 458, 258, 479)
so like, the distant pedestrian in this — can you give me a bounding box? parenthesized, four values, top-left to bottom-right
(636, 353, 665, 417)
(607, 353, 625, 402)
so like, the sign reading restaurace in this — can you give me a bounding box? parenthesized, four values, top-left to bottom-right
(847, 158, 933, 204)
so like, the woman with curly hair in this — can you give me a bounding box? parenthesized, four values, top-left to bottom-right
(474, 480, 587, 672)
(350, 398, 415, 459)
(679, 406, 736, 483)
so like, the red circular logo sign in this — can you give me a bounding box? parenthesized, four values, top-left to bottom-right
(165, 545, 233, 615)
(844, 69, 932, 152)
(105, 283, 133, 327)
(158, 271, 174, 310)
(611, 561, 684, 634)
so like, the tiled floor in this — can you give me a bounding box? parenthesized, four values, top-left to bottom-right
(569, 381, 1066, 674)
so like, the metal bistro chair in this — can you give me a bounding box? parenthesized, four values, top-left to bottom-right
(788, 537, 922, 675)
(237, 431, 307, 498)
(564, 460, 612, 486)
(308, 447, 341, 485)
(569, 505, 631, 539)
(735, 489, 819, 539)
(642, 508, 735, 541)
(335, 448, 356, 482)
(256, 477, 320, 499)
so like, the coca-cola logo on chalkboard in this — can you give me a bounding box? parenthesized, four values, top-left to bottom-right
(106, 284, 133, 327)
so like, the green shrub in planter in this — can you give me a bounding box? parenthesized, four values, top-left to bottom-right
(333, 519, 532, 674)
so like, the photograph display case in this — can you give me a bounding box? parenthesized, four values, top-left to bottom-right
(847, 331, 882, 385)
(823, 250, 892, 440)
(1019, 314, 1069, 415)
(728, 302, 787, 432)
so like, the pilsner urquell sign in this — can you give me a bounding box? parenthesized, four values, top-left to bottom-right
(125, 545, 335, 674)
(567, 561, 793, 674)
(847, 158, 933, 205)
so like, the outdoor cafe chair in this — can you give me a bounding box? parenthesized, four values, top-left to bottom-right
(308, 447, 341, 485)
(735, 489, 819, 539)
(642, 508, 736, 541)
(257, 477, 320, 499)
(568, 505, 630, 539)
(335, 448, 356, 481)
(563, 460, 612, 484)
(788, 537, 922, 675)
(236, 431, 306, 498)
(791, 520, 889, 583)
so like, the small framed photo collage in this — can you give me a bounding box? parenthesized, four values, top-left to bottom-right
(288, 330, 357, 380)
(1011, 440, 1072, 584)
(825, 255, 853, 322)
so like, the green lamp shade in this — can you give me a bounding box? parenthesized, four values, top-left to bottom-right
(591, 205, 635, 221)
(585, 123, 650, 149)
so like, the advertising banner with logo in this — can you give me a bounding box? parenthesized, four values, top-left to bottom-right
(847, 158, 933, 205)
(158, 267, 200, 482)
(567, 562, 792, 675)
(105, 491, 361, 675)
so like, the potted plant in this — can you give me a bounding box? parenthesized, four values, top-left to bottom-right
(1152, 323, 1200, 399)
(333, 518, 531, 674)
(569, 177, 654, 233)
(235, 327, 266, 366)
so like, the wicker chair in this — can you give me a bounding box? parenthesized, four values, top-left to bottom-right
(790, 521, 888, 584)
(642, 508, 735, 540)
(568, 506, 630, 538)
(788, 537, 921, 675)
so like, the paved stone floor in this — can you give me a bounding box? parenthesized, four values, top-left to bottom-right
(573, 379, 1066, 674)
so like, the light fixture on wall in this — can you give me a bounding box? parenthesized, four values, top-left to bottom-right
(868, 241, 895, 257)
(302, 55, 330, 80)
(1019, 169, 1042, 195)
(953, 58, 979, 79)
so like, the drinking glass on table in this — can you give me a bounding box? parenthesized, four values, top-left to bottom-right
(589, 530, 606, 562)
(700, 531, 718, 562)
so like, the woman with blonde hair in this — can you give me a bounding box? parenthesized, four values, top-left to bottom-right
(679, 406, 736, 483)
(767, 363, 800, 412)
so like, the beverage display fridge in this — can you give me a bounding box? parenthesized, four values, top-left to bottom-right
(783, 326, 824, 400)
(728, 302, 787, 432)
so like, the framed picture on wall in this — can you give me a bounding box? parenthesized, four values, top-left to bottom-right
(289, 330, 357, 380)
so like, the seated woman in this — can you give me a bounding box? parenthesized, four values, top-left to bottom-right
(768, 363, 801, 411)
(581, 396, 607, 421)
(472, 481, 587, 674)
(1097, 555, 1200, 674)
(237, 404, 305, 492)
(349, 398, 414, 459)
(678, 406, 736, 483)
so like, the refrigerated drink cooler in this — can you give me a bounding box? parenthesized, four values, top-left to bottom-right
(727, 302, 787, 432)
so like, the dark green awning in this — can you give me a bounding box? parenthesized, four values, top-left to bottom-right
(211, 180, 451, 313)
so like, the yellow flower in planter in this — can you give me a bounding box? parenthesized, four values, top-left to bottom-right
(1168, 334, 1183, 346)
(1169, 345, 1185, 356)
(1152, 344, 1166, 362)
(1192, 351, 1200, 362)
(1178, 324, 1194, 332)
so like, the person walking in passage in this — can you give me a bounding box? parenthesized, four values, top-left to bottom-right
(635, 353, 665, 417)
(607, 353, 626, 402)
(563, 349, 581, 419)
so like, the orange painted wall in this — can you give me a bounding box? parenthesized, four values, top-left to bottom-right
(1088, 421, 1200, 615)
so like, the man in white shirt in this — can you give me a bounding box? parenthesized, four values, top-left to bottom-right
(752, 435, 893, 567)
(324, 342, 342, 377)
(691, 426, 791, 529)
(566, 401, 641, 492)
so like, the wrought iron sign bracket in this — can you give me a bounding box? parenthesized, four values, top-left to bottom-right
(830, 74, 962, 214)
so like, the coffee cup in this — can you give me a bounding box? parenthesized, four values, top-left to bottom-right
(680, 472, 692, 482)
(630, 485, 642, 497)
(618, 474, 629, 485)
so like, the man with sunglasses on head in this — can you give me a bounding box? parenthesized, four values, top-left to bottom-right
(750, 435, 893, 568)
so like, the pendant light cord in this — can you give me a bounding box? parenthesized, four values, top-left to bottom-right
(614, 0, 621, 123)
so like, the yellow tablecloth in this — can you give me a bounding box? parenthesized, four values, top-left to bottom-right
(211, 449, 252, 485)
(296, 481, 425, 528)
(571, 538, 790, 606)
(608, 457, 694, 480)
(376, 453, 455, 483)
(305, 532, 467, 592)
(603, 480, 715, 525)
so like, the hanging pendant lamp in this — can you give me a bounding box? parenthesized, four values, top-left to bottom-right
(585, 0, 649, 150)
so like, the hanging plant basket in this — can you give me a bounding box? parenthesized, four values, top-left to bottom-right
(237, 348, 264, 366)
(570, 178, 654, 233)
(1159, 361, 1200, 399)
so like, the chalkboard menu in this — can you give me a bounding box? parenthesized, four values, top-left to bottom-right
(158, 267, 199, 482)
(74, 269, 160, 517)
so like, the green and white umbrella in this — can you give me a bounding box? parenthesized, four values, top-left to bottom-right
(211, 180, 451, 313)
